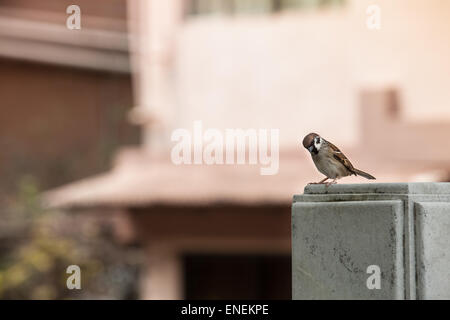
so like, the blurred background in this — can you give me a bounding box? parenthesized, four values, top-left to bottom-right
(0, 0, 450, 299)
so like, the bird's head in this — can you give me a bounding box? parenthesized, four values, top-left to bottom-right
(302, 133, 322, 154)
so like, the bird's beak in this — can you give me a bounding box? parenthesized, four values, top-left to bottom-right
(308, 146, 314, 152)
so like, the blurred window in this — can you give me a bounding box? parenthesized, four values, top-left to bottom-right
(184, 254, 291, 299)
(185, 0, 346, 16)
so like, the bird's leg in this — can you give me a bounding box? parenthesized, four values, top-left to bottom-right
(325, 178, 338, 186)
(308, 177, 328, 185)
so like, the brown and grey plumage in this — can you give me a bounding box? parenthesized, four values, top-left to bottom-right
(302, 133, 375, 186)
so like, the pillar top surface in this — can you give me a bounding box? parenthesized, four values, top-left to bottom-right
(299, 182, 450, 196)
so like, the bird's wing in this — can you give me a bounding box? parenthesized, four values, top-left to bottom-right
(328, 141, 356, 173)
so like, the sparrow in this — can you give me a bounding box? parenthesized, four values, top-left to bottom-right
(302, 133, 375, 186)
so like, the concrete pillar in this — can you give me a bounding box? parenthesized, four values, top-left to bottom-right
(292, 183, 450, 300)
(126, 0, 183, 152)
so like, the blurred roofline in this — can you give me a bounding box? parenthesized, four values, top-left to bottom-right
(0, 9, 130, 73)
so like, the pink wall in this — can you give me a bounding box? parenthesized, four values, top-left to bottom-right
(169, 0, 450, 150)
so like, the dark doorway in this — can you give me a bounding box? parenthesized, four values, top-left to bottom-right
(183, 254, 291, 299)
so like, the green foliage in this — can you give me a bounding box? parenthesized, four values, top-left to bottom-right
(0, 176, 141, 299)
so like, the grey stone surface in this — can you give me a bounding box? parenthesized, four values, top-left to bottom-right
(301, 182, 450, 196)
(292, 200, 404, 299)
(292, 183, 450, 300)
(415, 202, 450, 300)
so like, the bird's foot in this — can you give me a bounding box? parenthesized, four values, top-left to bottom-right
(325, 179, 337, 187)
(308, 177, 328, 185)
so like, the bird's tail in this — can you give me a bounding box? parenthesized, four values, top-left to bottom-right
(353, 168, 376, 180)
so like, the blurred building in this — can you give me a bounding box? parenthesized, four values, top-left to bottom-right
(0, 0, 138, 194)
(42, 0, 450, 299)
